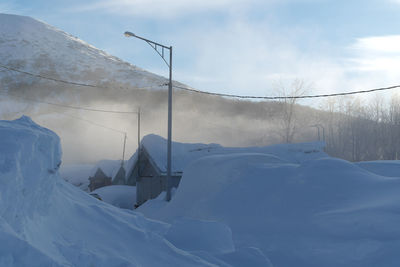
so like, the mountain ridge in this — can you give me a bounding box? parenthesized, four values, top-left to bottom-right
(0, 13, 167, 90)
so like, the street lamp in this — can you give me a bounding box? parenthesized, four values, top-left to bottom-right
(124, 31, 173, 201)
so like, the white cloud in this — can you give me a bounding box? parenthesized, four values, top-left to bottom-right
(348, 35, 400, 73)
(351, 35, 400, 54)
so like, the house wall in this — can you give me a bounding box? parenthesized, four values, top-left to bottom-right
(136, 175, 182, 206)
(88, 177, 112, 192)
(128, 148, 183, 206)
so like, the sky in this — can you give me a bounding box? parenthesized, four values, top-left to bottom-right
(2, 0, 400, 98)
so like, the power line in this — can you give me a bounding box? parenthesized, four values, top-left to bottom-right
(2, 63, 399, 100)
(0, 64, 161, 91)
(170, 84, 400, 99)
(0, 64, 100, 88)
(0, 90, 138, 114)
(53, 110, 127, 134)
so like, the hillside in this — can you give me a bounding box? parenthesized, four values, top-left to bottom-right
(0, 13, 166, 91)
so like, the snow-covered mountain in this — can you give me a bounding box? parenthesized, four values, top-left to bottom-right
(0, 13, 166, 90)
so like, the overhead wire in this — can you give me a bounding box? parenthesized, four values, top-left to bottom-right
(0, 93, 128, 135)
(0, 63, 162, 91)
(2, 63, 400, 100)
(54, 111, 127, 134)
(0, 90, 138, 114)
(170, 84, 400, 100)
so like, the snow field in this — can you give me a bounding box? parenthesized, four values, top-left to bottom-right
(4, 116, 400, 266)
(139, 152, 400, 267)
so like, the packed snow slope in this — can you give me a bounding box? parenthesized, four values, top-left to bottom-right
(139, 147, 400, 266)
(91, 185, 136, 209)
(0, 116, 221, 266)
(0, 13, 166, 90)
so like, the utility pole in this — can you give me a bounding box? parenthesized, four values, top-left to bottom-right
(166, 46, 173, 201)
(137, 107, 141, 177)
(122, 132, 127, 166)
(124, 31, 173, 201)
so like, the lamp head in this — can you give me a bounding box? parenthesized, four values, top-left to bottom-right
(124, 31, 135, 37)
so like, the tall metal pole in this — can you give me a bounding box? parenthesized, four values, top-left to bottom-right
(137, 107, 141, 177)
(124, 31, 173, 201)
(122, 132, 127, 166)
(166, 46, 173, 201)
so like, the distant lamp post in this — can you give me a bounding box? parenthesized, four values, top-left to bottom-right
(124, 31, 173, 201)
(310, 124, 325, 142)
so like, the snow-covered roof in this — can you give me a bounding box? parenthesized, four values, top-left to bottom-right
(128, 134, 327, 175)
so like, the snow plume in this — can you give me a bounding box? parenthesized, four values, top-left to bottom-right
(0, 13, 319, 164)
(2, 83, 319, 164)
(0, 116, 217, 266)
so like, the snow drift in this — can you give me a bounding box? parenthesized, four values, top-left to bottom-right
(140, 149, 400, 266)
(91, 185, 136, 209)
(0, 116, 217, 266)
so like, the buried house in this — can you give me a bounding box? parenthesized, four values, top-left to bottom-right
(125, 134, 328, 206)
(88, 168, 112, 192)
(88, 160, 127, 192)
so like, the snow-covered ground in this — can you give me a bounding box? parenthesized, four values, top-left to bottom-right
(136, 133, 326, 174)
(3, 116, 400, 266)
(139, 149, 400, 266)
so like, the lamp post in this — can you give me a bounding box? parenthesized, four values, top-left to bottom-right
(124, 31, 173, 201)
(310, 124, 325, 142)
(310, 125, 320, 141)
(316, 124, 325, 142)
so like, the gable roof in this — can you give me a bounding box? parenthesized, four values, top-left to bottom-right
(127, 134, 327, 176)
(90, 168, 110, 180)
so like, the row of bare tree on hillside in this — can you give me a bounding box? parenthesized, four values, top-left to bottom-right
(318, 94, 400, 161)
(274, 80, 400, 162)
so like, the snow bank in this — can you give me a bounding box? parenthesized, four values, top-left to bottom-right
(139, 151, 400, 266)
(165, 218, 235, 254)
(0, 116, 217, 266)
(356, 160, 400, 177)
(91, 185, 136, 209)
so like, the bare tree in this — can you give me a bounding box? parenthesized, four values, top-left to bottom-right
(274, 79, 309, 143)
